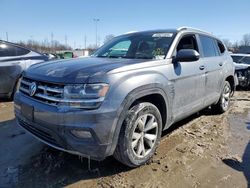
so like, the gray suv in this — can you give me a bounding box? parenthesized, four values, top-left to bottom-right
(14, 27, 235, 167)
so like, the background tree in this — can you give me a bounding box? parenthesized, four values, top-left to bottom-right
(222, 39, 232, 48)
(103, 34, 115, 44)
(17, 40, 71, 53)
(241, 33, 250, 46)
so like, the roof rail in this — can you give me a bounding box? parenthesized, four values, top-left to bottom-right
(124, 31, 138, 34)
(177, 26, 212, 34)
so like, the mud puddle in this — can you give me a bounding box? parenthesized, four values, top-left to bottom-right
(221, 104, 250, 187)
(0, 91, 250, 188)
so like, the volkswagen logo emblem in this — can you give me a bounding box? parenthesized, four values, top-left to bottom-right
(29, 82, 37, 96)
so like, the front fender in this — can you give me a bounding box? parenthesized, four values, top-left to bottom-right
(104, 71, 174, 156)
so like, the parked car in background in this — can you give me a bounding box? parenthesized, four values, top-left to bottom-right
(15, 27, 235, 167)
(43, 53, 59, 60)
(231, 54, 250, 88)
(56, 51, 74, 59)
(0, 40, 48, 99)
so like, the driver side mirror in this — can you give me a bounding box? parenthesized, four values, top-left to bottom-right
(174, 49, 200, 62)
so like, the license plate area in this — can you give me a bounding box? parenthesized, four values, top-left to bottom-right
(21, 104, 34, 121)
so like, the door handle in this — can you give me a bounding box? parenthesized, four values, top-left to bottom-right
(199, 65, 205, 70)
(219, 62, 223, 66)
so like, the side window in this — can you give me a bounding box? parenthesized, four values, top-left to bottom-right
(177, 35, 199, 52)
(199, 35, 218, 57)
(0, 43, 30, 57)
(15, 46, 30, 56)
(216, 40, 226, 54)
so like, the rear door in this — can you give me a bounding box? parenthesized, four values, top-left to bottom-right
(198, 35, 224, 106)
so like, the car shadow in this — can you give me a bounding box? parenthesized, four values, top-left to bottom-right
(0, 98, 13, 102)
(222, 141, 250, 188)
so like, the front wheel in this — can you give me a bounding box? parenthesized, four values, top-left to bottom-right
(114, 102, 162, 167)
(212, 81, 231, 113)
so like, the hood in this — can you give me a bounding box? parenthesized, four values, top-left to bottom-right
(24, 57, 148, 83)
(234, 62, 250, 71)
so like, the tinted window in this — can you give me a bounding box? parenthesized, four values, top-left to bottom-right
(199, 35, 218, 57)
(241, 57, 250, 64)
(0, 43, 30, 57)
(177, 35, 199, 52)
(231, 56, 242, 63)
(232, 55, 250, 65)
(216, 40, 226, 54)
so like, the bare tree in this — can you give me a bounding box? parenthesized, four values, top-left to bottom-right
(104, 34, 115, 44)
(222, 39, 232, 48)
(16, 39, 72, 53)
(241, 33, 250, 46)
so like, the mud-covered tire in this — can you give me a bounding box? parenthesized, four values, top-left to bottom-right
(212, 81, 231, 114)
(114, 102, 162, 167)
(11, 77, 21, 99)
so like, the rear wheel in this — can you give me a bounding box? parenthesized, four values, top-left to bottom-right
(212, 81, 231, 113)
(114, 102, 162, 167)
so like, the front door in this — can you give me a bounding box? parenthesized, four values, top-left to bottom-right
(170, 34, 206, 121)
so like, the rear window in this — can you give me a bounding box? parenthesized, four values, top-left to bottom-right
(232, 55, 250, 65)
(0, 43, 30, 57)
(199, 35, 218, 57)
(231, 56, 242, 63)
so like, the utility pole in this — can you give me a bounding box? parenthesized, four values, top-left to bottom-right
(51, 32, 54, 47)
(6, 32, 8, 41)
(65, 35, 68, 46)
(84, 35, 87, 49)
(93, 18, 100, 48)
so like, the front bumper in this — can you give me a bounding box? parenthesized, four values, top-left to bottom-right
(14, 91, 118, 160)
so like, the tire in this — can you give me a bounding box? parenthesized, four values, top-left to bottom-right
(212, 81, 231, 114)
(11, 77, 21, 100)
(114, 102, 162, 167)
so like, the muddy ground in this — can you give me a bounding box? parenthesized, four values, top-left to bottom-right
(0, 91, 249, 188)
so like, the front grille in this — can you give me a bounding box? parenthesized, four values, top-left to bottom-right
(18, 118, 62, 148)
(19, 77, 64, 105)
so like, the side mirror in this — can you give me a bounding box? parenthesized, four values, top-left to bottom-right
(175, 49, 200, 62)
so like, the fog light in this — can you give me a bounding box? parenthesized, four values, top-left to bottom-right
(71, 130, 92, 139)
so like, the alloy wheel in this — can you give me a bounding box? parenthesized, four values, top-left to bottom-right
(222, 83, 231, 109)
(131, 114, 159, 158)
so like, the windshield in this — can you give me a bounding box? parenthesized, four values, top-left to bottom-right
(232, 55, 250, 65)
(92, 32, 175, 60)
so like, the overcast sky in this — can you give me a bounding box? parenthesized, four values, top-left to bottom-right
(1, 0, 250, 48)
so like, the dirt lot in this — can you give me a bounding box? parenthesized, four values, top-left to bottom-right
(0, 91, 249, 188)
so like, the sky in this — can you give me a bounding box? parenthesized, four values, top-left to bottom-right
(1, 0, 250, 48)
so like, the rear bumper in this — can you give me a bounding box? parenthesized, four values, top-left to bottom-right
(14, 92, 119, 160)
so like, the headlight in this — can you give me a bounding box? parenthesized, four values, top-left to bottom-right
(61, 83, 109, 109)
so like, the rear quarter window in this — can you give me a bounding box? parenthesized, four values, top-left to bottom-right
(216, 40, 226, 54)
